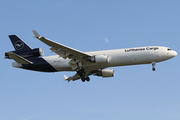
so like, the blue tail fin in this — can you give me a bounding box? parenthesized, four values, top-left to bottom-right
(9, 35, 32, 51)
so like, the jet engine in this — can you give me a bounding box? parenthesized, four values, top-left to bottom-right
(5, 48, 44, 59)
(95, 69, 115, 77)
(90, 55, 109, 63)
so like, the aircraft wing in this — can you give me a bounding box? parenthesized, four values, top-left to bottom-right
(63, 73, 80, 82)
(32, 30, 92, 60)
(6, 52, 33, 64)
(63, 70, 96, 82)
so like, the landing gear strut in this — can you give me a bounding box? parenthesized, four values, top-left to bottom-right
(76, 68, 90, 82)
(152, 62, 156, 71)
(77, 68, 85, 77)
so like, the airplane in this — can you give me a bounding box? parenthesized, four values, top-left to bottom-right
(5, 30, 177, 82)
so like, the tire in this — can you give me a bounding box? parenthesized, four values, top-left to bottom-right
(86, 77, 90, 82)
(81, 77, 85, 82)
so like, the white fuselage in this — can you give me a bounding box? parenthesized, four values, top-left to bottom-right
(40, 46, 177, 72)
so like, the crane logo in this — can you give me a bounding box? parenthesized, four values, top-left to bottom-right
(15, 41, 24, 50)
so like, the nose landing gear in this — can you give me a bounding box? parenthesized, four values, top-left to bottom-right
(152, 62, 156, 71)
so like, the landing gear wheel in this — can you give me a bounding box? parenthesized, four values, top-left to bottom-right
(81, 77, 86, 82)
(152, 62, 156, 71)
(77, 68, 90, 82)
(86, 77, 90, 82)
(81, 77, 90, 82)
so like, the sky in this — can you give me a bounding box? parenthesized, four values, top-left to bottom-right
(1, 0, 180, 120)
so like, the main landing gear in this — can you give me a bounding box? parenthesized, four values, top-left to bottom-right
(76, 68, 90, 82)
(152, 62, 156, 71)
(81, 77, 90, 82)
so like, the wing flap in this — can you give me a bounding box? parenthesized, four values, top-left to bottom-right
(6, 52, 33, 64)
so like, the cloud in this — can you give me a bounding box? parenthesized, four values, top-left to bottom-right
(104, 38, 109, 43)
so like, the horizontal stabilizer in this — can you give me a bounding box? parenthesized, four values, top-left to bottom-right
(6, 52, 33, 64)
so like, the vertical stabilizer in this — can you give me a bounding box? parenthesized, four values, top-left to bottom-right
(9, 35, 32, 51)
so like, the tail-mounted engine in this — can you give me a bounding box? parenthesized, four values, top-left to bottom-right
(89, 55, 109, 63)
(5, 48, 44, 59)
(95, 69, 115, 77)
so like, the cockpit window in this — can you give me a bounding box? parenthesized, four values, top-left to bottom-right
(167, 48, 172, 51)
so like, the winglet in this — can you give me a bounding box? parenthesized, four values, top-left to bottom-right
(32, 30, 41, 38)
(63, 75, 71, 82)
(63, 75, 68, 80)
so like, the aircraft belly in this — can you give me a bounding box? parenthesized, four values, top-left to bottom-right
(21, 57, 57, 72)
(43, 56, 72, 71)
(53, 62, 72, 71)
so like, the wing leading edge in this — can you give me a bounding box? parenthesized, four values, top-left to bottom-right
(32, 30, 92, 60)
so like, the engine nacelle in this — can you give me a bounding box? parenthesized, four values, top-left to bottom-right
(90, 55, 109, 63)
(96, 69, 115, 77)
(5, 48, 44, 59)
(22, 48, 44, 58)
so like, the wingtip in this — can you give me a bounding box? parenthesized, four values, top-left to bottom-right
(63, 75, 71, 82)
(32, 30, 41, 38)
(63, 75, 68, 80)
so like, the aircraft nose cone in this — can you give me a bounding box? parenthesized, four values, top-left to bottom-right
(174, 51, 178, 56)
(169, 50, 177, 57)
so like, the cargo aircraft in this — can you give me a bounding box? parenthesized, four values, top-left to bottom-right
(5, 30, 177, 82)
